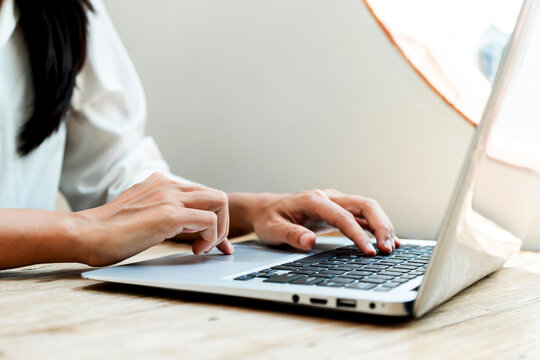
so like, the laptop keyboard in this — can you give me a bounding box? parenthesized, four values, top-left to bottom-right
(234, 244, 433, 292)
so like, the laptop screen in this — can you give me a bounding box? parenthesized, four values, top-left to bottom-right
(415, 0, 539, 317)
(474, 7, 540, 249)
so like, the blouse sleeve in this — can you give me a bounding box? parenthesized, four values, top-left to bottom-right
(60, 0, 196, 211)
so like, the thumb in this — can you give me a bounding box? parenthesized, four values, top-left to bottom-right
(263, 218, 316, 250)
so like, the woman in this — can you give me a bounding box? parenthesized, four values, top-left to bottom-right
(0, 0, 399, 270)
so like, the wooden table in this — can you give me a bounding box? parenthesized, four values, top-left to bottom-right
(2, 235, 540, 359)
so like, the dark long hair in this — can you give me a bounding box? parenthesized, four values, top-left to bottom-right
(15, 0, 94, 156)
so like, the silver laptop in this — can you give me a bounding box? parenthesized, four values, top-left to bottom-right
(83, 1, 537, 317)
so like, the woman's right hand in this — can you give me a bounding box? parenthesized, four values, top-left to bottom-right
(76, 173, 233, 267)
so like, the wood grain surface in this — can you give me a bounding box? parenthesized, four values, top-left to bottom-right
(1, 235, 539, 360)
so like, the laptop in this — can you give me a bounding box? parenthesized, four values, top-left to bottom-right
(83, 0, 536, 317)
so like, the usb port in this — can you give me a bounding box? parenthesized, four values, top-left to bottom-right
(310, 298, 328, 305)
(336, 298, 356, 308)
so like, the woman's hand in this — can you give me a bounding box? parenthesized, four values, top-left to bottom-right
(77, 173, 234, 267)
(232, 189, 399, 255)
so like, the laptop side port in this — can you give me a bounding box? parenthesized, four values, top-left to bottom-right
(310, 298, 328, 305)
(336, 298, 356, 308)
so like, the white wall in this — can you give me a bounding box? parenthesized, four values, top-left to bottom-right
(102, 0, 476, 239)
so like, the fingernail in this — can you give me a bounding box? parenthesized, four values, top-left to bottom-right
(299, 233, 312, 248)
(385, 239, 393, 251)
(368, 243, 376, 254)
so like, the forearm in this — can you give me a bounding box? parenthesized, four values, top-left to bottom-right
(227, 192, 285, 237)
(0, 209, 85, 269)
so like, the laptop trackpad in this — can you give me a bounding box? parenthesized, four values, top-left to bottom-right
(133, 240, 308, 266)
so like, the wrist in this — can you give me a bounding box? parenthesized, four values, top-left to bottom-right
(64, 210, 103, 266)
(60, 212, 88, 264)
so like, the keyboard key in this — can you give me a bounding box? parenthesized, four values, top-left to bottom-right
(255, 273, 275, 278)
(319, 260, 349, 266)
(405, 261, 425, 266)
(339, 274, 369, 280)
(311, 273, 337, 278)
(400, 274, 418, 280)
(342, 263, 367, 269)
(377, 260, 403, 265)
(290, 269, 319, 275)
(346, 282, 377, 290)
(290, 276, 325, 285)
(283, 262, 308, 267)
(394, 265, 413, 269)
(320, 269, 347, 275)
(394, 265, 416, 271)
(270, 265, 299, 271)
(351, 259, 377, 264)
(409, 249, 431, 255)
(401, 245, 420, 249)
(330, 277, 356, 284)
(362, 265, 389, 271)
(296, 251, 346, 264)
(315, 264, 340, 269)
(234, 275, 256, 281)
(407, 251, 426, 255)
(377, 271, 402, 277)
(393, 255, 416, 260)
(264, 273, 306, 283)
(367, 275, 394, 281)
(301, 266, 327, 272)
(340, 254, 363, 259)
(402, 264, 421, 269)
(373, 286, 392, 292)
(383, 282, 402, 288)
(361, 278, 387, 284)
(407, 260, 428, 265)
(316, 280, 347, 288)
(332, 266, 357, 271)
(345, 271, 374, 277)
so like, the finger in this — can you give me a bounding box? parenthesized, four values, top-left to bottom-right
(173, 208, 218, 255)
(261, 216, 317, 250)
(176, 183, 207, 192)
(300, 192, 376, 255)
(355, 217, 370, 229)
(216, 238, 235, 255)
(327, 193, 395, 254)
(180, 190, 230, 243)
(394, 235, 401, 248)
(358, 203, 395, 254)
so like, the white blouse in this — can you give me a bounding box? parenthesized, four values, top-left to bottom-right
(0, 0, 193, 211)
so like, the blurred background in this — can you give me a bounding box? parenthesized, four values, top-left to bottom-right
(100, 0, 539, 248)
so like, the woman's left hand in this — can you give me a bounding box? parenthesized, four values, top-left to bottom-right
(249, 189, 400, 255)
